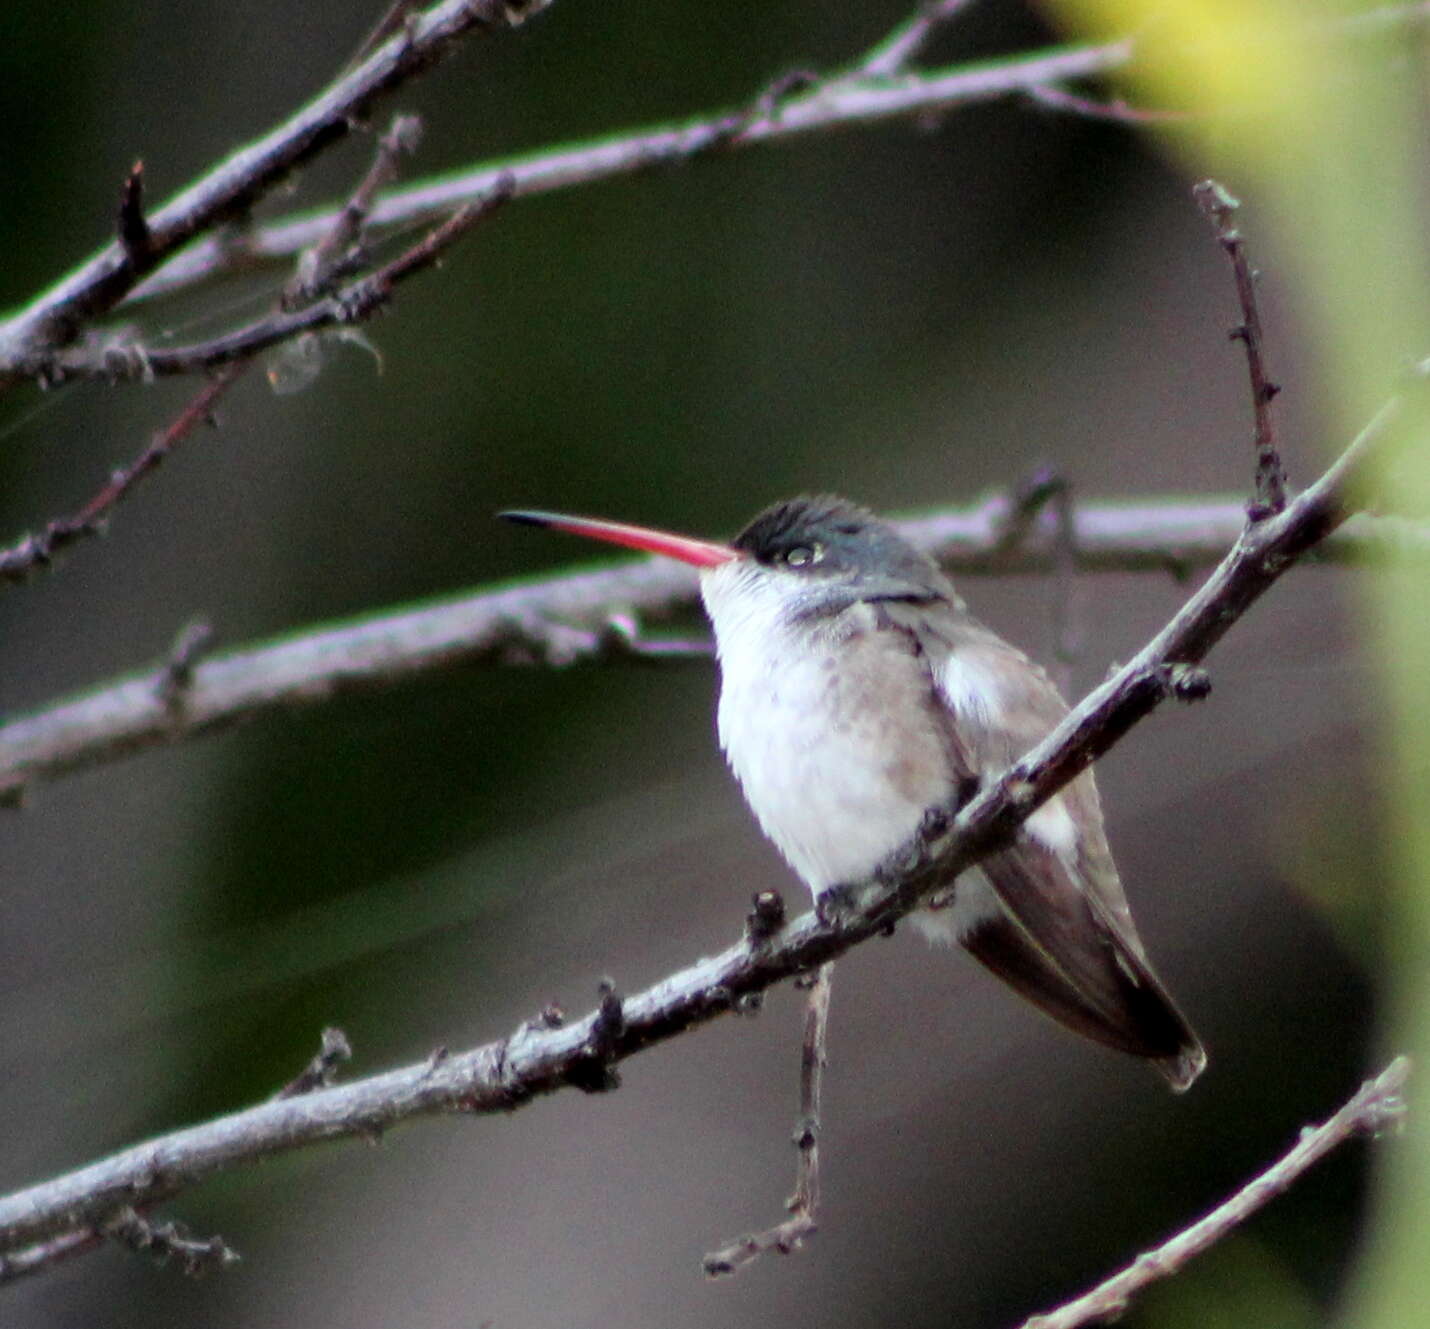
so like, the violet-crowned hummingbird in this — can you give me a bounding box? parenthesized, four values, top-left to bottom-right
(503, 495, 1205, 1090)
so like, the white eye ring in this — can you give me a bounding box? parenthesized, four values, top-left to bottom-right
(784, 542, 823, 568)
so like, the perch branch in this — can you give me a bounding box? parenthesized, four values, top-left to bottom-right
(1, 495, 1425, 801)
(0, 0, 551, 386)
(0, 381, 1402, 1270)
(1018, 1057, 1411, 1329)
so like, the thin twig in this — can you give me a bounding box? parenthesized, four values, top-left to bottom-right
(1049, 478, 1082, 695)
(0, 376, 1406, 1271)
(284, 114, 425, 308)
(1194, 180, 1287, 518)
(42, 180, 513, 384)
(274, 1028, 354, 1099)
(116, 162, 152, 265)
(0, 1227, 105, 1285)
(0, 363, 247, 585)
(1024, 84, 1193, 125)
(345, 0, 423, 74)
(704, 961, 833, 1276)
(0, 0, 551, 385)
(103, 1207, 241, 1276)
(1017, 1057, 1411, 1329)
(117, 2, 1430, 311)
(991, 467, 1082, 692)
(858, 0, 979, 79)
(126, 41, 1134, 310)
(0, 496, 1424, 801)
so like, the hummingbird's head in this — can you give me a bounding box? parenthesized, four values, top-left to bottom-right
(499, 495, 952, 642)
(729, 495, 943, 592)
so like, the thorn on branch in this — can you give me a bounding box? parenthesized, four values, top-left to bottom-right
(745, 889, 787, 944)
(103, 1207, 240, 1276)
(117, 162, 153, 266)
(274, 1027, 353, 1099)
(344, 0, 422, 73)
(564, 979, 624, 1094)
(156, 619, 216, 710)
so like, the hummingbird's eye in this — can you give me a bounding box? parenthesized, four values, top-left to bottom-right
(783, 542, 823, 568)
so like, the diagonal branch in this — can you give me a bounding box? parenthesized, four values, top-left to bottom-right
(857, 0, 980, 79)
(125, 39, 1138, 309)
(0, 377, 1405, 1272)
(37, 178, 512, 385)
(120, 2, 1430, 310)
(0, 365, 247, 585)
(0, 494, 1424, 802)
(1195, 181, 1287, 518)
(1017, 1057, 1411, 1329)
(0, 0, 550, 388)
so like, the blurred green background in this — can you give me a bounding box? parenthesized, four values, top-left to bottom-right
(0, 2, 1422, 1327)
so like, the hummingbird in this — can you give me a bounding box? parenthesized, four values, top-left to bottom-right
(502, 495, 1205, 1091)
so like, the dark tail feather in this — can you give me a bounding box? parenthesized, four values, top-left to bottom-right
(961, 909, 1206, 1092)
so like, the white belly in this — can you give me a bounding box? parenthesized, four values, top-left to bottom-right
(711, 607, 952, 896)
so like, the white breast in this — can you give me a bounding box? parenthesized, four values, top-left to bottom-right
(701, 564, 951, 895)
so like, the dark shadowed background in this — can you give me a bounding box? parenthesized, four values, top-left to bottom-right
(0, 3, 1395, 1327)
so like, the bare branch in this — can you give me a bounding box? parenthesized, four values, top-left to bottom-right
(0, 0, 551, 386)
(1024, 84, 1193, 125)
(127, 40, 1136, 309)
(1018, 1057, 1411, 1329)
(0, 495, 1424, 801)
(284, 113, 425, 309)
(0, 380, 1404, 1271)
(704, 962, 832, 1276)
(857, 0, 980, 79)
(41, 181, 513, 384)
(0, 364, 248, 586)
(120, 2, 1430, 310)
(103, 1208, 241, 1277)
(1195, 181, 1287, 518)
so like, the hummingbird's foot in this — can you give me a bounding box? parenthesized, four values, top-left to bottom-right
(816, 883, 861, 930)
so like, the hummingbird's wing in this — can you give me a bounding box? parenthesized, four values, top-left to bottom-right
(875, 603, 1205, 1090)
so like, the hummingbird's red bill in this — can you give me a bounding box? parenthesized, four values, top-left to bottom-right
(500, 510, 740, 568)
